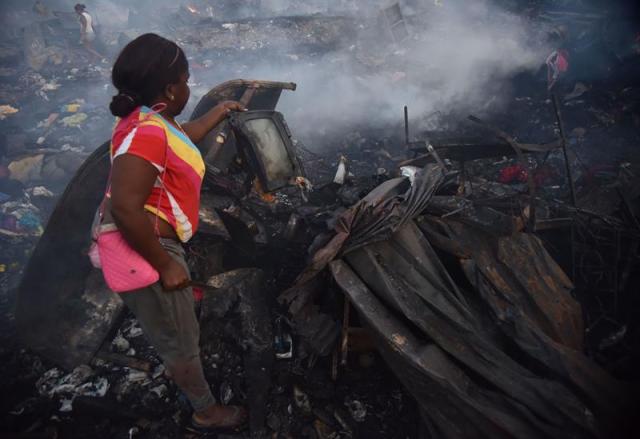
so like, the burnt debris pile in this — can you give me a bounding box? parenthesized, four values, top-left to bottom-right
(2, 1, 640, 438)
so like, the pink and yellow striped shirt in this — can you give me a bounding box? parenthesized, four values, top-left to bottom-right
(110, 106, 205, 242)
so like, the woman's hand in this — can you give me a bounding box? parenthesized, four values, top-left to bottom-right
(215, 100, 246, 115)
(158, 258, 190, 291)
(181, 100, 246, 144)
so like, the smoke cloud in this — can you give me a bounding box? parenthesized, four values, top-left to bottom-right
(188, 0, 551, 145)
(2, 0, 554, 150)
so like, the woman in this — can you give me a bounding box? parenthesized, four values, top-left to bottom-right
(74, 3, 104, 62)
(106, 33, 246, 433)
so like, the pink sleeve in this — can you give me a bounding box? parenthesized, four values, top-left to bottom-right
(112, 122, 168, 171)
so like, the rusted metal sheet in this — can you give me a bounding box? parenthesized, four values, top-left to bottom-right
(280, 165, 444, 306)
(433, 218, 582, 347)
(330, 259, 582, 439)
(277, 150, 628, 436)
(339, 221, 597, 437)
(498, 233, 582, 348)
(425, 196, 521, 236)
(421, 216, 628, 429)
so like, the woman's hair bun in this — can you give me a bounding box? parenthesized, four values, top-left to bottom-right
(109, 93, 139, 118)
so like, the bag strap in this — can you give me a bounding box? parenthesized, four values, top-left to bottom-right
(151, 139, 170, 236)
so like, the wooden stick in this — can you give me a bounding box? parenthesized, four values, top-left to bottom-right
(552, 94, 578, 207)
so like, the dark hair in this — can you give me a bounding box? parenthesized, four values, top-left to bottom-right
(109, 33, 189, 118)
(74, 4, 86, 12)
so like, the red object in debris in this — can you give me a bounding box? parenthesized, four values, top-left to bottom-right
(192, 286, 203, 302)
(556, 50, 569, 72)
(498, 165, 529, 184)
(546, 49, 570, 89)
(0, 164, 9, 179)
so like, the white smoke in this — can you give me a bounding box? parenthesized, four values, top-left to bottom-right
(242, 0, 551, 144)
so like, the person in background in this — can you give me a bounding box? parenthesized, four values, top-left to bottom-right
(546, 48, 569, 91)
(545, 25, 569, 92)
(74, 3, 104, 62)
(105, 33, 247, 434)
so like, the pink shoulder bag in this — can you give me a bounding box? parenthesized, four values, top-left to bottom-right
(96, 226, 160, 293)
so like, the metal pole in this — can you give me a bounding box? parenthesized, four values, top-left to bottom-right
(552, 94, 578, 207)
(404, 105, 409, 148)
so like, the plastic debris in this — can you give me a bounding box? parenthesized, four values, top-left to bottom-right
(275, 317, 293, 359)
(40, 80, 60, 92)
(35, 365, 108, 412)
(220, 381, 234, 405)
(61, 100, 84, 113)
(77, 377, 109, 398)
(400, 166, 420, 185)
(344, 398, 366, 422)
(293, 386, 312, 414)
(333, 156, 348, 185)
(126, 369, 148, 382)
(26, 186, 54, 198)
(150, 384, 168, 398)
(17, 211, 42, 233)
(111, 334, 130, 353)
(498, 164, 528, 184)
(8, 155, 44, 184)
(60, 144, 85, 154)
(36, 368, 64, 396)
(60, 113, 88, 128)
(59, 398, 73, 412)
(123, 320, 144, 338)
(1, 201, 43, 235)
(0, 105, 19, 120)
(151, 364, 166, 380)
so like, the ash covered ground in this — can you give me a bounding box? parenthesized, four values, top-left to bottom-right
(1, 1, 640, 438)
